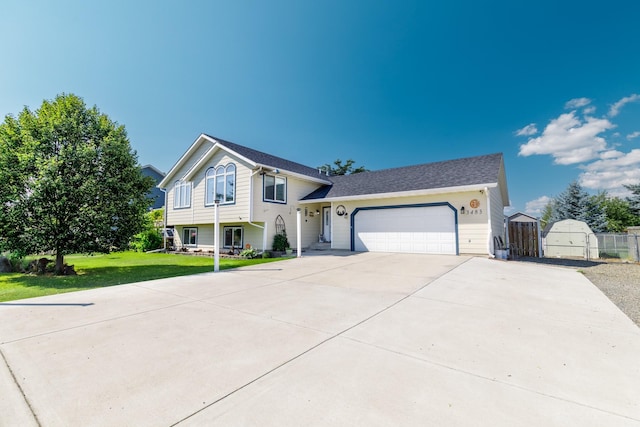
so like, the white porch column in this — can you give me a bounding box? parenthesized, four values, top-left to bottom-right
(263, 222, 268, 252)
(296, 208, 302, 258)
(214, 199, 220, 272)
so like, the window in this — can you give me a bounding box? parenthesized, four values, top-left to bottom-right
(182, 227, 197, 246)
(206, 164, 236, 205)
(223, 226, 243, 248)
(174, 181, 192, 208)
(263, 175, 286, 203)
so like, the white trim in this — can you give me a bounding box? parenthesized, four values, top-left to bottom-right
(298, 183, 499, 204)
(255, 165, 331, 185)
(159, 134, 214, 188)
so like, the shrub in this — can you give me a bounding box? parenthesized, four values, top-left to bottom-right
(240, 248, 259, 259)
(272, 231, 290, 251)
(262, 251, 272, 259)
(130, 228, 163, 252)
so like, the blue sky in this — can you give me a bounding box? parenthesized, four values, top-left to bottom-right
(2, 0, 639, 215)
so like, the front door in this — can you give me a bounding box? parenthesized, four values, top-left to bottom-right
(322, 206, 331, 242)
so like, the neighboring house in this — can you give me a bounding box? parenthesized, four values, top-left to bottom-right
(158, 134, 510, 256)
(141, 165, 166, 210)
(542, 219, 599, 259)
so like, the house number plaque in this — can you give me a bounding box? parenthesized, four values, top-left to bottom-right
(470, 199, 480, 209)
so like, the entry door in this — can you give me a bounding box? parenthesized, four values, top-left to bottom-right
(322, 206, 331, 242)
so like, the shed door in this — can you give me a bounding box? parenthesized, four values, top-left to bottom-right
(353, 205, 456, 254)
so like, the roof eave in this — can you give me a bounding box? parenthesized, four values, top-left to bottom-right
(299, 183, 499, 203)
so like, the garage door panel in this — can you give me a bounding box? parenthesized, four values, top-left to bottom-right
(354, 205, 456, 255)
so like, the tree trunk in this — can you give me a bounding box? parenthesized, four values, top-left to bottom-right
(55, 252, 65, 275)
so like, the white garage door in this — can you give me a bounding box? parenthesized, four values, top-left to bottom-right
(353, 205, 457, 254)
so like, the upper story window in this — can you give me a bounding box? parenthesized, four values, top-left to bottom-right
(206, 163, 236, 205)
(264, 174, 286, 203)
(174, 181, 192, 209)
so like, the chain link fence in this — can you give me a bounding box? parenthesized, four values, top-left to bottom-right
(541, 232, 639, 261)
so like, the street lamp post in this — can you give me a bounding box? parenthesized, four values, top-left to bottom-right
(214, 199, 220, 272)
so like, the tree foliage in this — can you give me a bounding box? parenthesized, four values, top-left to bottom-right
(602, 196, 639, 232)
(546, 181, 640, 232)
(319, 159, 367, 176)
(626, 184, 640, 217)
(0, 94, 153, 274)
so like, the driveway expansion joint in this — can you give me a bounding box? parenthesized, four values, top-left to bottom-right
(0, 347, 41, 426)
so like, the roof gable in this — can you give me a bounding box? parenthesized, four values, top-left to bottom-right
(159, 134, 331, 187)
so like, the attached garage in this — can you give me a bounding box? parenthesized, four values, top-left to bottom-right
(351, 203, 458, 254)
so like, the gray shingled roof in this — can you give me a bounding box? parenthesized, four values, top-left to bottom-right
(302, 153, 504, 200)
(204, 134, 328, 181)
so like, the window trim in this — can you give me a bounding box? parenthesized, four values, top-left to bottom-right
(174, 181, 192, 209)
(263, 174, 287, 204)
(223, 226, 243, 249)
(205, 163, 236, 206)
(182, 227, 198, 247)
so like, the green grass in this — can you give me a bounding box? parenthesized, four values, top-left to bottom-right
(0, 251, 286, 302)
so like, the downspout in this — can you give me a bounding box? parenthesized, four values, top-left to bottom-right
(247, 168, 266, 251)
(485, 186, 494, 258)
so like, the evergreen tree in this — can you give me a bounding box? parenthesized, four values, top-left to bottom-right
(585, 192, 608, 232)
(550, 181, 589, 223)
(549, 181, 607, 232)
(626, 183, 640, 217)
(0, 94, 153, 274)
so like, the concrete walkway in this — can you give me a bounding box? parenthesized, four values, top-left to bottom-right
(1, 253, 639, 426)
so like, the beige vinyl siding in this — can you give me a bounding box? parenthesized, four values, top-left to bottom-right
(251, 174, 323, 249)
(165, 141, 213, 226)
(329, 191, 490, 255)
(192, 152, 252, 224)
(167, 149, 252, 226)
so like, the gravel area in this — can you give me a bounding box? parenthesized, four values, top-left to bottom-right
(516, 257, 640, 327)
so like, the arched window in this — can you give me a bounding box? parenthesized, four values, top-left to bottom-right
(206, 163, 236, 205)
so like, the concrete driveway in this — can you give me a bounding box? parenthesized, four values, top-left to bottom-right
(1, 253, 639, 426)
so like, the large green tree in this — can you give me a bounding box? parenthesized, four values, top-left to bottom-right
(0, 94, 153, 274)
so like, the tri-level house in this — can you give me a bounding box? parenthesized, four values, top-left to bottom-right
(158, 134, 510, 256)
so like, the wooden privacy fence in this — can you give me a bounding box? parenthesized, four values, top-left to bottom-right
(508, 221, 539, 257)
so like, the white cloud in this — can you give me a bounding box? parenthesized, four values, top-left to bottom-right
(518, 111, 615, 164)
(627, 131, 640, 140)
(583, 106, 596, 115)
(515, 123, 538, 136)
(579, 149, 640, 193)
(525, 196, 551, 216)
(565, 97, 591, 109)
(608, 94, 640, 117)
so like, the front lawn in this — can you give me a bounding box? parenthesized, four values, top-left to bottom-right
(0, 251, 286, 302)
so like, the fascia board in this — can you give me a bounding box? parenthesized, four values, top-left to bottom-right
(256, 164, 332, 185)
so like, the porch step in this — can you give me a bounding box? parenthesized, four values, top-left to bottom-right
(309, 242, 332, 251)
